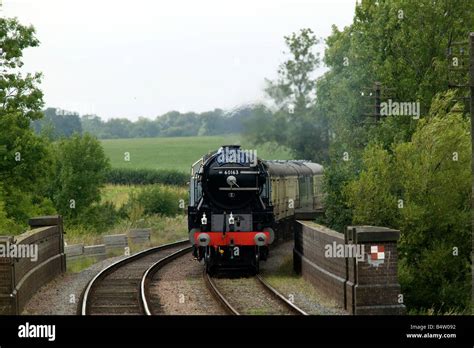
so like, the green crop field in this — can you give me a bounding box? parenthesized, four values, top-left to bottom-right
(101, 135, 293, 172)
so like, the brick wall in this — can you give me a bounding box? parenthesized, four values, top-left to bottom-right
(0, 236, 14, 314)
(294, 221, 406, 315)
(294, 221, 347, 308)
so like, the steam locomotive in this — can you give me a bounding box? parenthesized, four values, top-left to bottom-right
(188, 145, 323, 274)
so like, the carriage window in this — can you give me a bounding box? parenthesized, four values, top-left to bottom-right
(299, 176, 307, 198)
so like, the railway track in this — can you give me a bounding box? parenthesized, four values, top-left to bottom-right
(81, 240, 192, 315)
(204, 271, 308, 315)
(82, 239, 307, 316)
(203, 270, 240, 315)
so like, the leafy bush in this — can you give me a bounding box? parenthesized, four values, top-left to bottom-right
(399, 241, 471, 313)
(124, 185, 187, 217)
(106, 168, 188, 186)
(50, 134, 110, 220)
(344, 144, 398, 228)
(73, 202, 123, 232)
(0, 194, 22, 235)
(320, 145, 362, 232)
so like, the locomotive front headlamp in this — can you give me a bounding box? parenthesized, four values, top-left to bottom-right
(201, 213, 207, 225)
(228, 212, 235, 225)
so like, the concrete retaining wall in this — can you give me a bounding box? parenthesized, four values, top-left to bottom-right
(65, 229, 152, 261)
(128, 228, 151, 244)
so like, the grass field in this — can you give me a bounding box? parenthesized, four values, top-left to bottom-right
(100, 184, 137, 207)
(101, 135, 293, 172)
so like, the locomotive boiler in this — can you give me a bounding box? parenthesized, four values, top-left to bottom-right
(188, 145, 323, 274)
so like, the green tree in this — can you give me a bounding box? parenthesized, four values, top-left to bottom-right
(81, 114, 105, 137)
(50, 134, 110, 221)
(245, 28, 329, 162)
(103, 118, 133, 138)
(130, 117, 160, 138)
(33, 107, 82, 139)
(319, 0, 474, 233)
(344, 143, 398, 227)
(0, 187, 21, 234)
(0, 18, 55, 229)
(265, 28, 319, 110)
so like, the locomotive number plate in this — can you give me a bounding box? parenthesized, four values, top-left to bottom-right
(223, 170, 239, 175)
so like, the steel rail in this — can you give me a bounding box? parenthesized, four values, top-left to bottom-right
(141, 245, 193, 315)
(256, 274, 308, 315)
(203, 270, 240, 315)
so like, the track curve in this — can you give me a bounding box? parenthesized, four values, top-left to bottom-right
(81, 240, 191, 315)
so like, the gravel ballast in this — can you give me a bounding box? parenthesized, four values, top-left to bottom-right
(22, 255, 126, 315)
(150, 253, 226, 315)
(260, 240, 347, 315)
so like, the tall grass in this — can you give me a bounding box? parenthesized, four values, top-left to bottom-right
(65, 184, 188, 247)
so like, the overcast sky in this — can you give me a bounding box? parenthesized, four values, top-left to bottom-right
(3, 0, 357, 120)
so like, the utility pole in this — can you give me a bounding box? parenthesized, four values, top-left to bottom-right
(446, 33, 474, 311)
(361, 81, 386, 124)
(374, 82, 381, 122)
